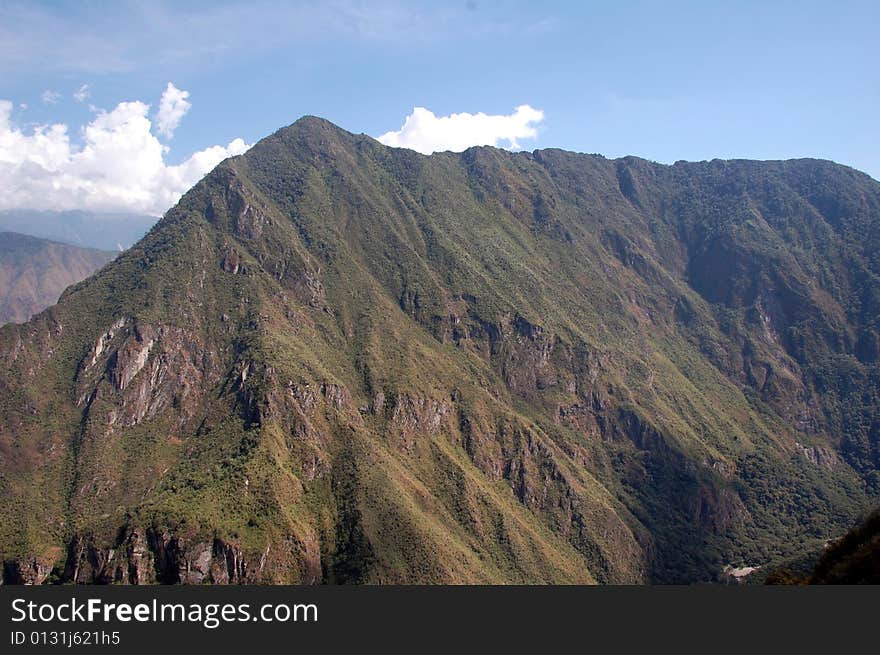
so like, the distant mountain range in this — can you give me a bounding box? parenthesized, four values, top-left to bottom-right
(1, 117, 879, 584)
(0, 232, 116, 325)
(0, 210, 157, 252)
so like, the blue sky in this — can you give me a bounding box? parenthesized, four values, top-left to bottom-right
(1, 0, 878, 214)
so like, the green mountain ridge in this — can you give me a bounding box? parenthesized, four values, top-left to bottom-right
(1, 116, 879, 584)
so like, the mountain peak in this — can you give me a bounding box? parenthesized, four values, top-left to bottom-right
(271, 115, 357, 144)
(238, 115, 363, 171)
(285, 114, 347, 133)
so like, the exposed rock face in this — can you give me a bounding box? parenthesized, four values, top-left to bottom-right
(495, 315, 561, 394)
(57, 531, 257, 585)
(2, 557, 54, 585)
(387, 394, 452, 451)
(795, 442, 839, 470)
(1, 117, 879, 585)
(721, 564, 760, 584)
(76, 319, 219, 430)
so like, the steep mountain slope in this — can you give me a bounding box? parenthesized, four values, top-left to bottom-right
(0, 232, 116, 325)
(765, 509, 880, 584)
(1, 117, 879, 584)
(0, 210, 157, 251)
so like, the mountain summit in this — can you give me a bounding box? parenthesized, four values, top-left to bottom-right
(2, 116, 879, 584)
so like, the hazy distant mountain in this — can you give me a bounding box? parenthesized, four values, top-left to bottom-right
(0, 232, 116, 325)
(0, 210, 157, 252)
(1, 117, 879, 585)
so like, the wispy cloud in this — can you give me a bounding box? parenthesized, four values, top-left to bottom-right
(41, 89, 61, 104)
(377, 105, 545, 154)
(73, 84, 90, 103)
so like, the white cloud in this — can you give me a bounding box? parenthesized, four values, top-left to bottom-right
(376, 105, 544, 154)
(0, 86, 250, 216)
(18, 102, 27, 110)
(73, 84, 90, 103)
(156, 82, 191, 139)
(41, 90, 61, 104)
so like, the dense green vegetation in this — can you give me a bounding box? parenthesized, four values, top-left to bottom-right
(766, 508, 880, 584)
(1, 117, 879, 584)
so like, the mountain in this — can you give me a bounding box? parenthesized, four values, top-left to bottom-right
(0, 232, 116, 325)
(1, 116, 879, 585)
(0, 210, 158, 252)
